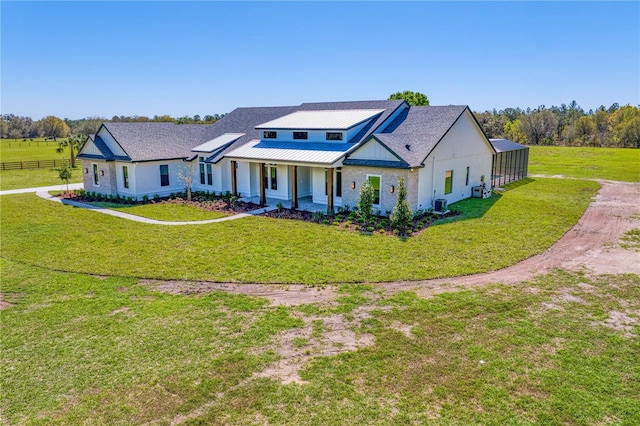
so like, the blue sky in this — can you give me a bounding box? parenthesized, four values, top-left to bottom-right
(1, 1, 638, 119)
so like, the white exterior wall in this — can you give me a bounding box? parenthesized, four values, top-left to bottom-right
(264, 164, 290, 200)
(131, 160, 186, 198)
(115, 162, 137, 196)
(97, 127, 127, 157)
(297, 166, 312, 197)
(191, 159, 233, 195)
(310, 167, 342, 207)
(237, 161, 253, 197)
(417, 110, 493, 209)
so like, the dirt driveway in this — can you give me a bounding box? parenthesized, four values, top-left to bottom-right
(146, 180, 640, 304)
(384, 180, 640, 298)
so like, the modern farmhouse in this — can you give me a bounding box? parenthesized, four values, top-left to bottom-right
(77, 100, 505, 214)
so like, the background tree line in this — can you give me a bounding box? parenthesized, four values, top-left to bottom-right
(0, 113, 226, 140)
(474, 101, 640, 148)
(3, 96, 639, 148)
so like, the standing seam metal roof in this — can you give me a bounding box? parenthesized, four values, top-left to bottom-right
(489, 138, 529, 153)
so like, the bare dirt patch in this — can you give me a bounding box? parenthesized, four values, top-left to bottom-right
(591, 309, 640, 338)
(253, 305, 387, 384)
(142, 280, 337, 306)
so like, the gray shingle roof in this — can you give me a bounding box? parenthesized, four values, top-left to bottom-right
(489, 138, 528, 153)
(102, 122, 209, 162)
(203, 106, 300, 163)
(351, 106, 469, 168)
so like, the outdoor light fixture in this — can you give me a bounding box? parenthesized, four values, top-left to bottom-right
(390, 185, 395, 194)
(84, 168, 88, 174)
(351, 181, 356, 189)
(100, 170, 104, 176)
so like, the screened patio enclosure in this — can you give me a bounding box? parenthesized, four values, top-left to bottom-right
(490, 139, 529, 187)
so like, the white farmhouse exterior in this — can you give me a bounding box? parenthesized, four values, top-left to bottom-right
(77, 100, 497, 214)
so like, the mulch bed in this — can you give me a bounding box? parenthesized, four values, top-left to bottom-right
(260, 207, 460, 236)
(57, 192, 261, 214)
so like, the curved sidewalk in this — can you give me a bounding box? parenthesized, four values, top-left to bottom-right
(35, 191, 275, 225)
(0, 182, 83, 196)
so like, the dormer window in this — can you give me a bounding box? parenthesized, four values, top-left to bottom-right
(263, 131, 277, 139)
(293, 131, 308, 140)
(326, 132, 343, 141)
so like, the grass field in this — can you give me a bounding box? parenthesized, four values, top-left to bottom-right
(0, 168, 83, 191)
(2, 259, 638, 425)
(0, 137, 81, 190)
(0, 138, 68, 162)
(87, 201, 231, 221)
(0, 178, 599, 283)
(1, 146, 636, 424)
(529, 146, 640, 182)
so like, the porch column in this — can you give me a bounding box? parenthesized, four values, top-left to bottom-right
(327, 167, 334, 214)
(259, 162, 267, 206)
(290, 165, 298, 209)
(230, 160, 238, 196)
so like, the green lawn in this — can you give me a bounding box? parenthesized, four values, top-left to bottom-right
(0, 178, 599, 283)
(529, 146, 640, 182)
(0, 168, 83, 191)
(2, 259, 638, 425)
(0, 138, 68, 162)
(86, 201, 231, 221)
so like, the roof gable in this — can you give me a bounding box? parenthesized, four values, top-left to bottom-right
(345, 105, 468, 168)
(103, 122, 209, 162)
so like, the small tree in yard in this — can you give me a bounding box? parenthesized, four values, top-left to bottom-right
(391, 176, 412, 236)
(56, 133, 85, 168)
(357, 180, 375, 226)
(57, 165, 72, 193)
(177, 163, 196, 201)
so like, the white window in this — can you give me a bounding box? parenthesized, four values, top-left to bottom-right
(92, 163, 99, 186)
(445, 170, 453, 194)
(263, 165, 277, 190)
(367, 174, 381, 205)
(122, 166, 129, 189)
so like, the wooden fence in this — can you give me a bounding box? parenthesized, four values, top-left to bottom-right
(0, 159, 71, 170)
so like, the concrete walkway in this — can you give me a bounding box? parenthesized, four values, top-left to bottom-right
(0, 182, 83, 196)
(33, 190, 277, 226)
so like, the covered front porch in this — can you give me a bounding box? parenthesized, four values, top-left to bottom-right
(238, 195, 329, 213)
(228, 160, 343, 213)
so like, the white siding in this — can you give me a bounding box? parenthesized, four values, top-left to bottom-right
(97, 127, 127, 157)
(417, 110, 493, 209)
(348, 138, 400, 162)
(297, 166, 312, 197)
(132, 160, 186, 198)
(80, 139, 102, 156)
(237, 161, 253, 197)
(115, 162, 136, 195)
